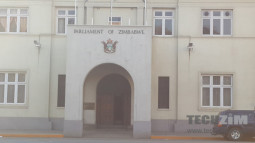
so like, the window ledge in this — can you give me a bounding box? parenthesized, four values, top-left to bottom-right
(157, 108, 171, 111)
(0, 104, 28, 109)
(199, 106, 232, 112)
(202, 35, 233, 37)
(54, 34, 67, 37)
(56, 107, 65, 109)
(153, 35, 174, 38)
(0, 33, 28, 35)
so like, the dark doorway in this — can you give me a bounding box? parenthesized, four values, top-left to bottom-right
(96, 74, 131, 128)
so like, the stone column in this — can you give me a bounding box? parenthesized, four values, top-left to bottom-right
(132, 35, 152, 138)
(133, 75, 152, 138)
(63, 68, 84, 137)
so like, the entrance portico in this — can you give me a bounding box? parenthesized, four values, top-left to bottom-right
(64, 26, 152, 138)
(83, 63, 133, 129)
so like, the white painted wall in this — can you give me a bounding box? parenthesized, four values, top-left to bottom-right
(0, 0, 255, 127)
(0, 1, 52, 118)
(177, 3, 255, 120)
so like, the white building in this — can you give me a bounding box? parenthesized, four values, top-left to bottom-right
(0, 0, 255, 138)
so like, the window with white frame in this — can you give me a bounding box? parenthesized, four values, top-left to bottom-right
(202, 10, 232, 36)
(108, 17, 121, 25)
(201, 75, 232, 107)
(0, 8, 28, 33)
(154, 10, 174, 36)
(0, 72, 26, 104)
(56, 9, 75, 34)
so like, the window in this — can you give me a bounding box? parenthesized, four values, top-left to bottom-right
(158, 77, 169, 109)
(0, 72, 26, 104)
(154, 10, 174, 36)
(56, 9, 75, 34)
(0, 8, 28, 33)
(202, 10, 232, 36)
(108, 17, 121, 25)
(201, 75, 232, 107)
(57, 75, 66, 107)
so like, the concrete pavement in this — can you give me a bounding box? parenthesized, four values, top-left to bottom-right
(0, 138, 235, 143)
(0, 129, 254, 142)
(0, 130, 63, 138)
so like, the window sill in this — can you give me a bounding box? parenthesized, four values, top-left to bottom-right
(56, 33, 67, 35)
(0, 104, 28, 109)
(202, 35, 233, 37)
(157, 108, 171, 111)
(199, 106, 232, 112)
(56, 107, 65, 109)
(153, 35, 174, 38)
(0, 32, 28, 35)
(54, 34, 67, 37)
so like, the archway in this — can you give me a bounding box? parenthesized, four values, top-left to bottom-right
(96, 74, 131, 128)
(83, 63, 134, 130)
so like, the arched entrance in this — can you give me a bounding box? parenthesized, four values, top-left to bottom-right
(96, 74, 131, 128)
(83, 63, 134, 131)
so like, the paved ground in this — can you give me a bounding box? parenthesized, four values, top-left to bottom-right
(0, 138, 253, 143)
(0, 130, 62, 135)
(0, 129, 254, 143)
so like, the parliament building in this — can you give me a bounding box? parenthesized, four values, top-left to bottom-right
(0, 0, 254, 138)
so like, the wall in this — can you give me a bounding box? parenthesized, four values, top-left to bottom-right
(1, 0, 255, 134)
(175, 1, 255, 132)
(0, 0, 53, 129)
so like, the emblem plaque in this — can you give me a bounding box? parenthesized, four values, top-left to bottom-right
(101, 39, 118, 53)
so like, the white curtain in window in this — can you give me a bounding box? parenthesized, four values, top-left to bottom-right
(20, 17, 27, 32)
(8, 73, 15, 82)
(18, 73, 25, 82)
(10, 9, 17, 14)
(0, 9, 7, 15)
(202, 88, 210, 106)
(213, 88, 220, 106)
(0, 17, 7, 32)
(7, 85, 15, 103)
(155, 19, 162, 35)
(10, 17, 17, 32)
(58, 18, 65, 33)
(18, 85, 25, 103)
(223, 88, 231, 106)
(0, 85, 4, 103)
(0, 73, 5, 82)
(165, 19, 172, 35)
(68, 18, 75, 25)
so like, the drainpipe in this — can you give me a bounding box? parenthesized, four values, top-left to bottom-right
(176, 0, 180, 124)
(84, 0, 88, 24)
(144, 0, 147, 25)
(75, 0, 77, 24)
(110, 0, 113, 25)
(48, 0, 54, 125)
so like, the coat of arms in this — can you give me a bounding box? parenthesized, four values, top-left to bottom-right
(101, 39, 118, 53)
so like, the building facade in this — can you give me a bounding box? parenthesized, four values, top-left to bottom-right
(0, 0, 255, 138)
